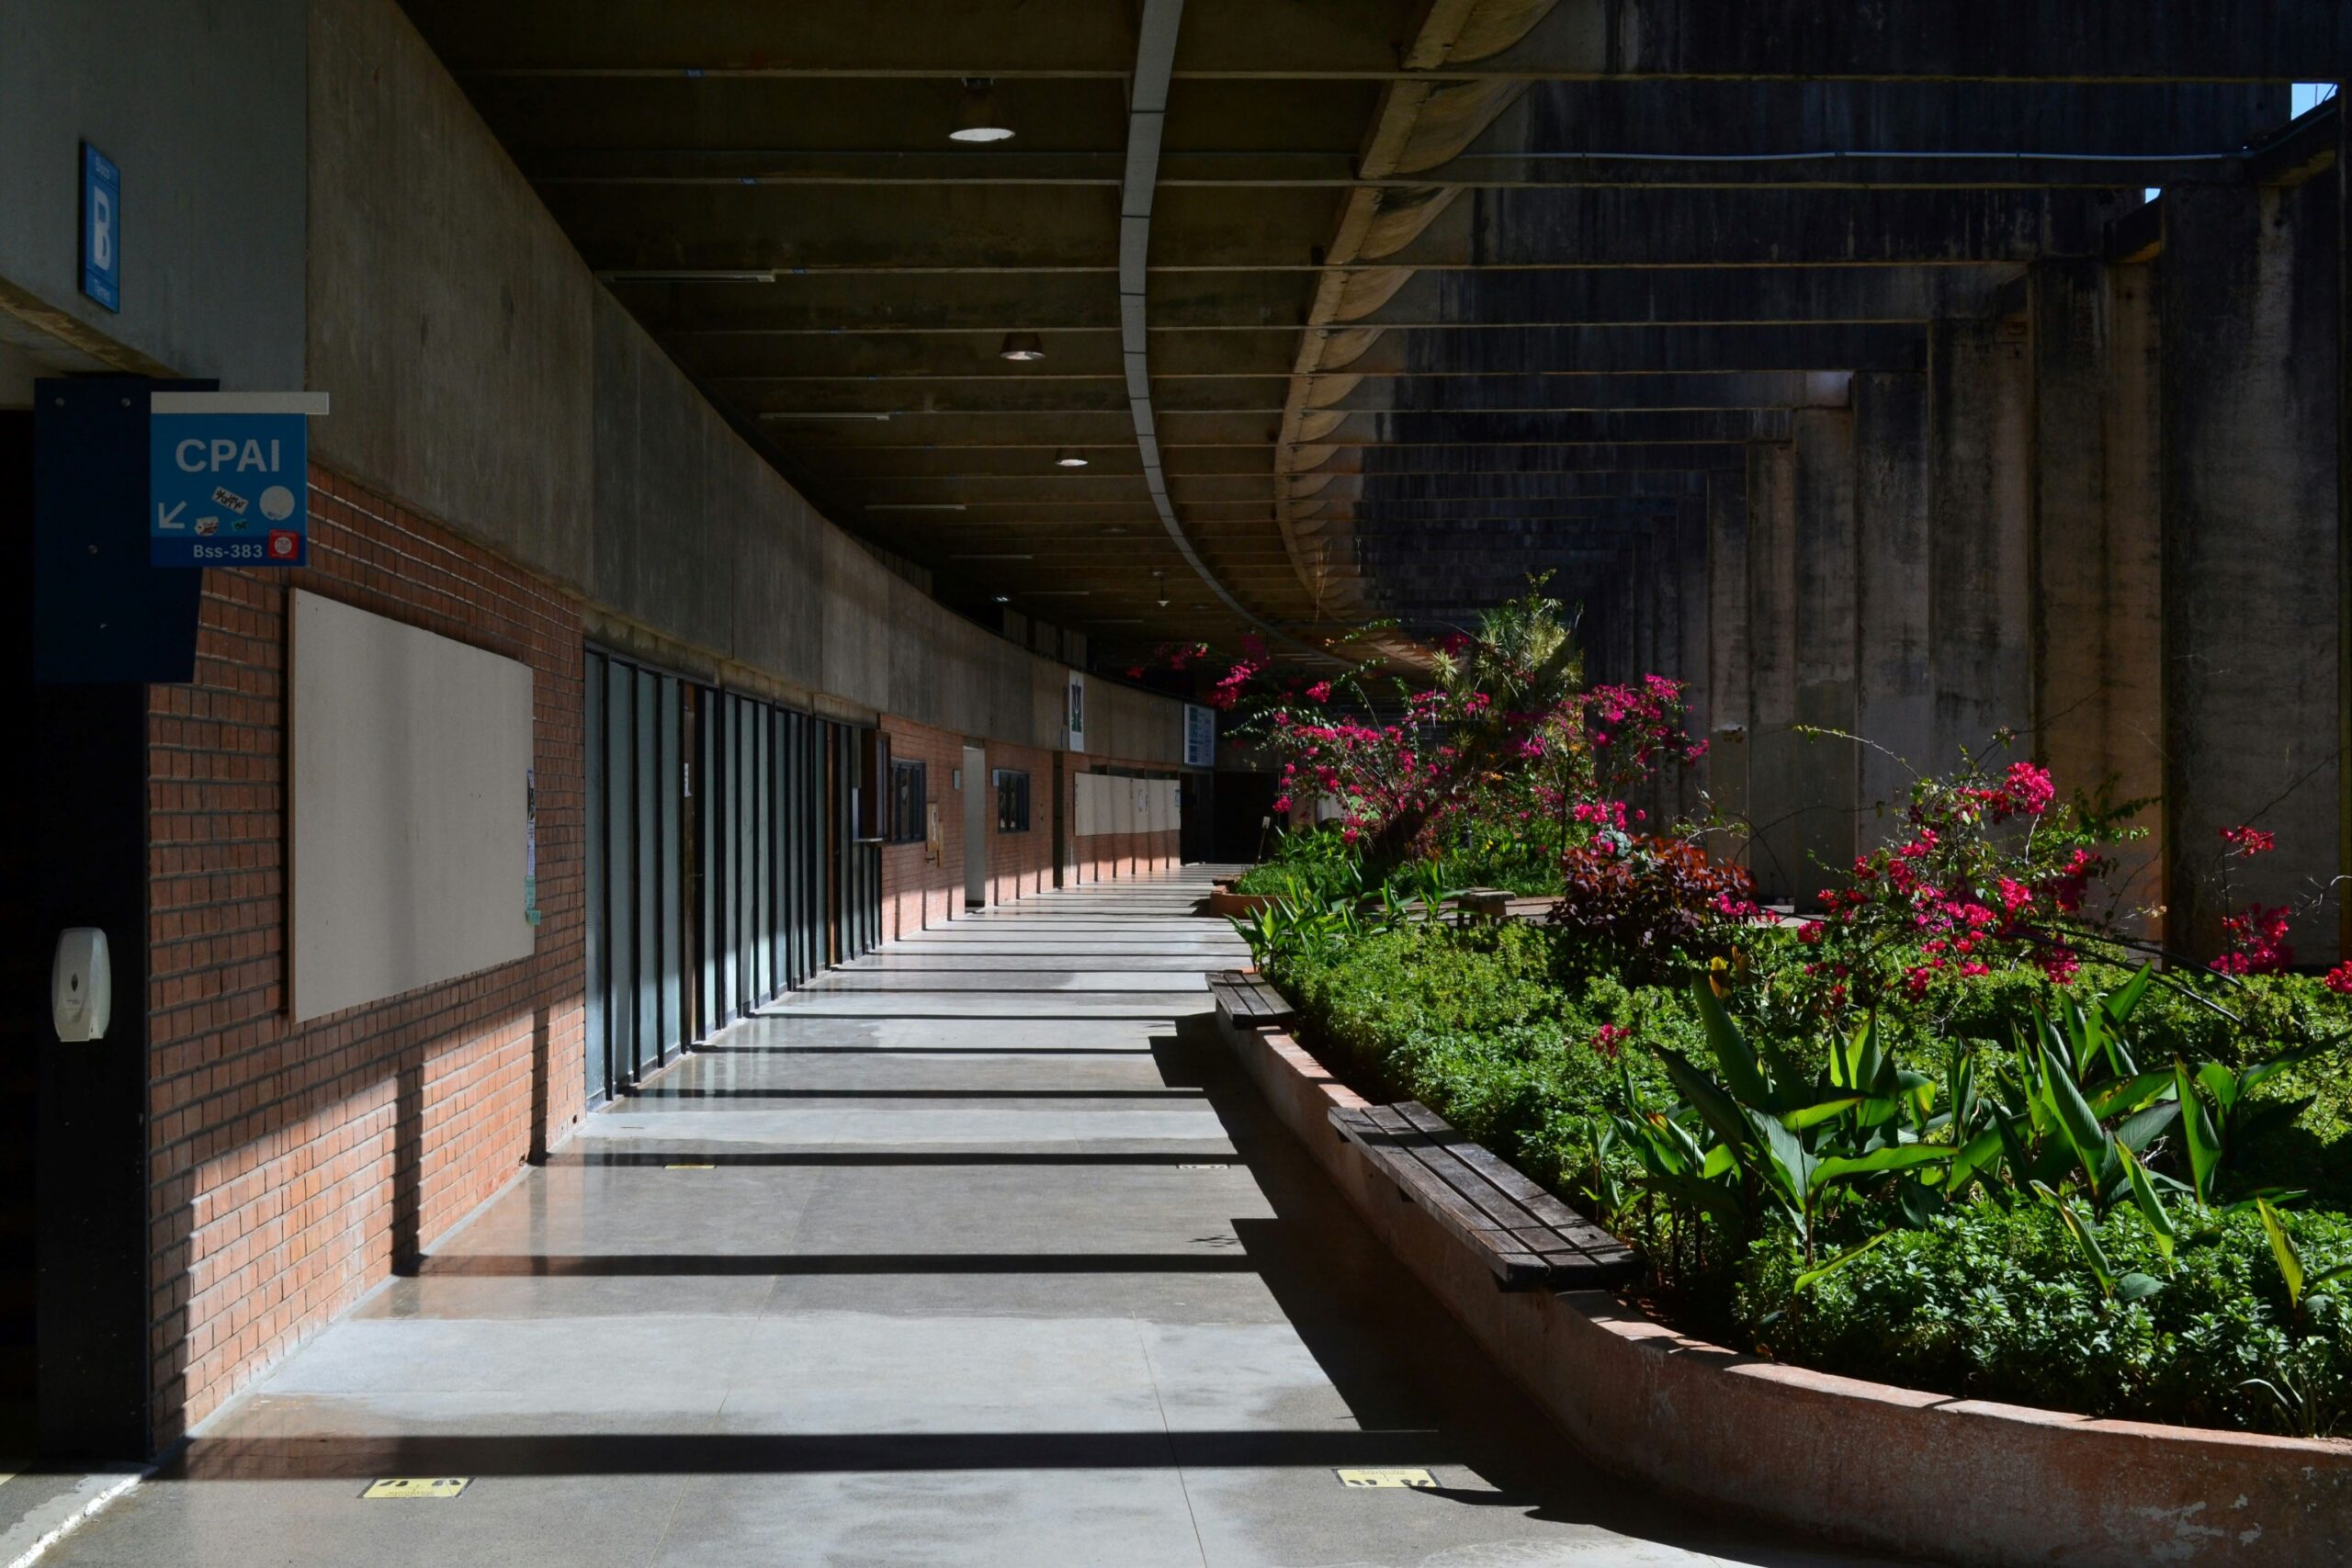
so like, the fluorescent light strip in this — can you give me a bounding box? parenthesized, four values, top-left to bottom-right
(600, 269, 778, 283)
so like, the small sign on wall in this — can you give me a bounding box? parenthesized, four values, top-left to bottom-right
(1066, 671, 1087, 753)
(81, 143, 120, 312)
(149, 390, 329, 567)
(1183, 703, 1216, 768)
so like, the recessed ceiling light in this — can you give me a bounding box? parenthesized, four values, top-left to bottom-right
(951, 79, 1015, 143)
(998, 332, 1046, 362)
(1054, 448, 1089, 468)
(993, 594, 1011, 604)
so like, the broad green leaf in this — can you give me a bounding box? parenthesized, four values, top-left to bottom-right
(2115, 1272, 2165, 1304)
(2116, 1100, 2181, 1156)
(2062, 995, 2099, 1078)
(2052, 1194, 2117, 1293)
(2240, 1043, 2325, 1096)
(2100, 963, 2155, 1030)
(1811, 1144, 1952, 1192)
(2307, 1261, 2352, 1291)
(1634, 1171, 1747, 1230)
(1657, 1048, 1753, 1156)
(2257, 1197, 2305, 1306)
(1993, 1108, 2037, 1186)
(2174, 1061, 2222, 1206)
(2037, 1039, 2112, 1190)
(2198, 1060, 2241, 1113)
(1949, 1127, 2006, 1190)
(1700, 1143, 1736, 1180)
(1793, 1231, 1893, 1294)
(1690, 981, 1777, 1111)
(2090, 1067, 2176, 1120)
(1656, 1048, 1749, 1161)
(1783, 1096, 1866, 1132)
(2119, 1145, 2177, 1259)
(1746, 1109, 1817, 1208)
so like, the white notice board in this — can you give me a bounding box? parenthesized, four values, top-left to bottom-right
(289, 591, 536, 1021)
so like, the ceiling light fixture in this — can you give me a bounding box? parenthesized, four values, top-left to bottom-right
(600, 269, 778, 284)
(997, 332, 1046, 362)
(1153, 569, 1170, 609)
(1054, 448, 1089, 467)
(993, 594, 1012, 604)
(951, 78, 1015, 143)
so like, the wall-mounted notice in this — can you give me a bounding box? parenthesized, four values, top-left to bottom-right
(1066, 671, 1087, 753)
(289, 591, 535, 1022)
(150, 390, 329, 567)
(1183, 703, 1216, 768)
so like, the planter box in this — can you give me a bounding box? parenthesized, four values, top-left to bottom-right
(1204, 886, 1276, 919)
(1210, 1010, 2352, 1568)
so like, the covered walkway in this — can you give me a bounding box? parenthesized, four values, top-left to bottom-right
(43, 869, 1883, 1566)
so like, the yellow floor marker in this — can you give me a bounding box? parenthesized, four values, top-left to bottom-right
(361, 1478, 469, 1499)
(666, 1163, 716, 1170)
(1335, 1468, 1437, 1489)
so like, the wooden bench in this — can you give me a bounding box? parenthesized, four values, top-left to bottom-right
(1210, 969, 1297, 1029)
(1329, 1100, 1638, 1289)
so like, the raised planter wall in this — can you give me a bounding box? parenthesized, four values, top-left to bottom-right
(1212, 1008, 2352, 1567)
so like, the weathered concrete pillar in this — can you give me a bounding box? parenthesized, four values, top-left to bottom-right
(2029, 259, 2165, 931)
(2341, 93, 2351, 959)
(1675, 494, 1711, 827)
(1705, 468, 1751, 867)
(1853, 370, 1932, 843)
(1928, 316, 2034, 775)
(1792, 407, 1859, 897)
(1746, 441, 1801, 903)
(2162, 176, 2342, 960)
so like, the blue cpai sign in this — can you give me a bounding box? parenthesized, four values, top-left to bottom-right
(150, 392, 327, 567)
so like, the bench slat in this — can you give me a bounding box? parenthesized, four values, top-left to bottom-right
(1393, 1102, 1632, 1262)
(1330, 1102, 1637, 1288)
(1364, 1105, 1554, 1238)
(1211, 970, 1296, 1027)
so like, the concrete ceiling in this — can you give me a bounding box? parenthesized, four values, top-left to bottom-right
(397, 0, 2332, 667)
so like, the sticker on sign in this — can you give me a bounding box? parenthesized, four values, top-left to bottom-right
(361, 1478, 469, 1499)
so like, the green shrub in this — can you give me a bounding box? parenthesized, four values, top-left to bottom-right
(1737, 1200, 2352, 1435)
(1231, 825, 1363, 898)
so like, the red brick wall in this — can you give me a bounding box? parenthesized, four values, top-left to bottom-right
(877, 716, 965, 939)
(980, 739, 1057, 906)
(144, 466, 585, 1443)
(877, 723, 1187, 933)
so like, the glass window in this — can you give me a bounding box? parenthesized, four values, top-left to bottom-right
(993, 768, 1031, 833)
(888, 759, 927, 843)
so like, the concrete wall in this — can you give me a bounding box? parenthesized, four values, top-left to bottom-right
(0, 0, 306, 391)
(2162, 175, 2343, 957)
(305, 0, 1182, 763)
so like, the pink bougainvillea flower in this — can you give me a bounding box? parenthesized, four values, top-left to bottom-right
(2221, 824, 2278, 856)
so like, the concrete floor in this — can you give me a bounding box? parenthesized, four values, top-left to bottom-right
(44, 868, 1905, 1567)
